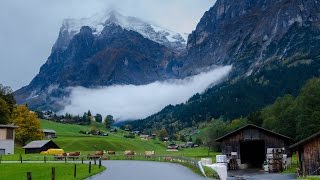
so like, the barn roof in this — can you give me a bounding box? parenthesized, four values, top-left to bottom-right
(23, 140, 53, 149)
(216, 124, 293, 142)
(290, 131, 320, 149)
(42, 129, 56, 133)
(0, 124, 18, 129)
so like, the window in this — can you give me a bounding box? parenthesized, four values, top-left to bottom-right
(6, 129, 13, 140)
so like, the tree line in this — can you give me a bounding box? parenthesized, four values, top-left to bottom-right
(205, 78, 320, 150)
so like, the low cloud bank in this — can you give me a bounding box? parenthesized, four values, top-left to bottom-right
(61, 65, 232, 121)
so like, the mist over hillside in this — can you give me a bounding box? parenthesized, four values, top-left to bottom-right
(60, 66, 232, 120)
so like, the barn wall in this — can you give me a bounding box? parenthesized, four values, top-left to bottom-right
(302, 137, 320, 176)
(220, 127, 291, 161)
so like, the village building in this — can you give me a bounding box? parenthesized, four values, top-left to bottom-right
(140, 135, 150, 140)
(0, 125, 18, 155)
(290, 131, 320, 176)
(23, 140, 59, 154)
(216, 124, 293, 169)
(42, 129, 57, 138)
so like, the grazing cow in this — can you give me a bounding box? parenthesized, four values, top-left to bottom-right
(107, 151, 116, 155)
(68, 152, 80, 160)
(124, 150, 135, 159)
(87, 150, 104, 160)
(144, 151, 155, 158)
(95, 151, 104, 156)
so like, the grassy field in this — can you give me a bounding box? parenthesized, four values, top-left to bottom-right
(1, 120, 219, 162)
(39, 120, 219, 159)
(0, 163, 105, 180)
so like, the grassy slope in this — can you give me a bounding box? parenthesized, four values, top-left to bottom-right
(40, 120, 166, 152)
(0, 163, 105, 180)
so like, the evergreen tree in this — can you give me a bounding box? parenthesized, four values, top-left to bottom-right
(95, 114, 103, 123)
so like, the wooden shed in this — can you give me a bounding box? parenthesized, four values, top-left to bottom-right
(23, 140, 59, 154)
(216, 124, 293, 169)
(290, 131, 320, 176)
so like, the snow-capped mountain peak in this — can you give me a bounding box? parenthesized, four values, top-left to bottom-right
(60, 10, 187, 50)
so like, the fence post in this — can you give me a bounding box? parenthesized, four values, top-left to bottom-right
(27, 172, 32, 180)
(82, 157, 84, 164)
(99, 158, 101, 168)
(51, 167, 55, 180)
(94, 158, 96, 165)
(74, 164, 77, 178)
(65, 156, 67, 163)
(44, 156, 47, 163)
(0, 155, 2, 164)
(20, 154, 22, 163)
(89, 162, 92, 173)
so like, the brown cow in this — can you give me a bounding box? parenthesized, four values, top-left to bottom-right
(124, 150, 135, 160)
(107, 151, 116, 155)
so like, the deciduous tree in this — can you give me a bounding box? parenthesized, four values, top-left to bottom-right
(11, 105, 44, 145)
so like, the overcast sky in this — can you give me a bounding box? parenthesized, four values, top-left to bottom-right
(0, 0, 216, 90)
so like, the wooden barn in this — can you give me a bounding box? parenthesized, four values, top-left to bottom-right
(23, 140, 59, 154)
(216, 124, 293, 169)
(290, 131, 320, 176)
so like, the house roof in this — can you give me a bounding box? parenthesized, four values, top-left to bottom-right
(216, 124, 293, 142)
(290, 131, 320, 149)
(42, 129, 56, 133)
(23, 140, 52, 149)
(0, 124, 18, 129)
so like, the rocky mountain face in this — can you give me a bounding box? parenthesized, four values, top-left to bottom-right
(128, 0, 320, 132)
(181, 0, 320, 77)
(15, 11, 185, 110)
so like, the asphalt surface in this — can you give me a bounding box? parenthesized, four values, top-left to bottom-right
(227, 169, 297, 180)
(87, 160, 209, 180)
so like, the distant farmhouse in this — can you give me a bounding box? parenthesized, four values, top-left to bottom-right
(23, 140, 59, 154)
(42, 129, 57, 138)
(0, 125, 18, 155)
(291, 131, 320, 176)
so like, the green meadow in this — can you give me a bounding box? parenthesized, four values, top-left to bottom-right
(0, 163, 105, 180)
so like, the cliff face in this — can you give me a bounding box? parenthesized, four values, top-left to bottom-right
(15, 15, 182, 110)
(182, 0, 320, 77)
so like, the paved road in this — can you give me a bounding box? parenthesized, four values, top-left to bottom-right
(87, 160, 209, 180)
(227, 169, 297, 180)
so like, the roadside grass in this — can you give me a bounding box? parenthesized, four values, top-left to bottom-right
(0, 163, 105, 180)
(283, 154, 298, 174)
(299, 176, 320, 180)
(203, 166, 219, 179)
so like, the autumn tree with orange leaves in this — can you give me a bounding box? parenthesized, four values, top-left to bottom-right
(11, 105, 44, 145)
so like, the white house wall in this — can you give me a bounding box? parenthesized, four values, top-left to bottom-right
(0, 140, 14, 155)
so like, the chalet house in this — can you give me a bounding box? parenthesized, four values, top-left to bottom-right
(0, 125, 18, 155)
(42, 129, 57, 138)
(216, 124, 293, 169)
(23, 140, 59, 154)
(290, 131, 320, 176)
